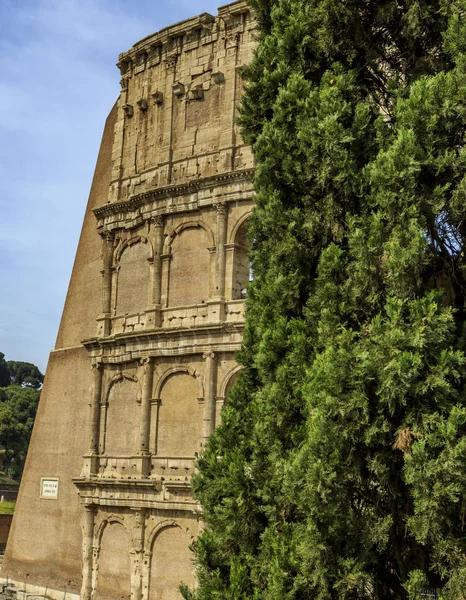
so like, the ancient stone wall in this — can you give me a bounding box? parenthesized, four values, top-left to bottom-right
(2, 3, 256, 600)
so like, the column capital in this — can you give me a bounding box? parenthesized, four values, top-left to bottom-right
(203, 351, 216, 360)
(214, 202, 228, 216)
(91, 362, 104, 372)
(100, 229, 114, 243)
(139, 357, 154, 367)
(150, 216, 164, 228)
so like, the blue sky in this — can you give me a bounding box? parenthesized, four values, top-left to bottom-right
(0, 0, 224, 373)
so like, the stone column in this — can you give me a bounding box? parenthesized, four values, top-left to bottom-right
(160, 250, 172, 308)
(83, 363, 103, 476)
(202, 352, 217, 445)
(130, 510, 145, 600)
(91, 545, 100, 600)
(80, 504, 96, 600)
(152, 399, 161, 455)
(146, 218, 164, 328)
(152, 218, 164, 305)
(98, 231, 114, 336)
(141, 550, 152, 600)
(214, 203, 228, 299)
(137, 358, 153, 476)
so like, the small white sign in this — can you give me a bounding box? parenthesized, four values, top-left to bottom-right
(40, 478, 59, 499)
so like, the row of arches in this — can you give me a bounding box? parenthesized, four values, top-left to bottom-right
(99, 364, 240, 458)
(114, 212, 250, 259)
(112, 213, 250, 316)
(95, 518, 194, 600)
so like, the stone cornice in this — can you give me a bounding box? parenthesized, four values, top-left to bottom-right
(93, 169, 254, 220)
(117, 1, 252, 76)
(73, 477, 199, 513)
(82, 322, 244, 363)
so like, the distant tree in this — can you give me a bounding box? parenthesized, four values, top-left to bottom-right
(0, 354, 42, 478)
(0, 385, 39, 478)
(6, 361, 43, 389)
(0, 354, 9, 388)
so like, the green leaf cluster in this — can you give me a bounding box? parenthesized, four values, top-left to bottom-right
(187, 1, 466, 598)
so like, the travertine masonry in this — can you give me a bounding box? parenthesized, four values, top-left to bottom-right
(2, 3, 256, 600)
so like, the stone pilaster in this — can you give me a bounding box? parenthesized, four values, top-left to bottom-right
(82, 363, 103, 477)
(141, 550, 152, 600)
(80, 504, 96, 600)
(146, 218, 164, 328)
(130, 510, 146, 600)
(97, 231, 114, 337)
(202, 352, 217, 445)
(137, 359, 154, 476)
(214, 202, 228, 300)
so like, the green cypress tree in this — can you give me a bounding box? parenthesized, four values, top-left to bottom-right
(185, 1, 466, 598)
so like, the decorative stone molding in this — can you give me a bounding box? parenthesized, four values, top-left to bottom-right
(150, 216, 163, 229)
(188, 85, 204, 101)
(134, 51, 147, 74)
(214, 202, 228, 216)
(212, 71, 225, 84)
(172, 82, 185, 97)
(137, 99, 148, 111)
(147, 44, 162, 66)
(117, 59, 131, 76)
(93, 170, 254, 220)
(100, 229, 114, 243)
(152, 91, 164, 105)
(122, 104, 134, 117)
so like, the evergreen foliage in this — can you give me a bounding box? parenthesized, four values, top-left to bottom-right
(186, 1, 466, 598)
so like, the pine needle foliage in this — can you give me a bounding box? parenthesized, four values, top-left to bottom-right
(184, 1, 466, 598)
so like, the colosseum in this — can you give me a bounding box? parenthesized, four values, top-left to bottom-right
(2, 2, 256, 599)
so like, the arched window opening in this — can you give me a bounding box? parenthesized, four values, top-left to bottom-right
(232, 220, 250, 300)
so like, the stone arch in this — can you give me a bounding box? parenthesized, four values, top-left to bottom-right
(115, 235, 153, 263)
(230, 215, 250, 300)
(95, 517, 131, 600)
(115, 237, 152, 316)
(146, 519, 181, 551)
(216, 365, 244, 428)
(105, 371, 139, 404)
(228, 210, 252, 245)
(156, 369, 203, 456)
(219, 365, 244, 399)
(154, 366, 203, 400)
(148, 520, 195, 600)
(95, 513, 128, 547)
(163, 220, 215, 254)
